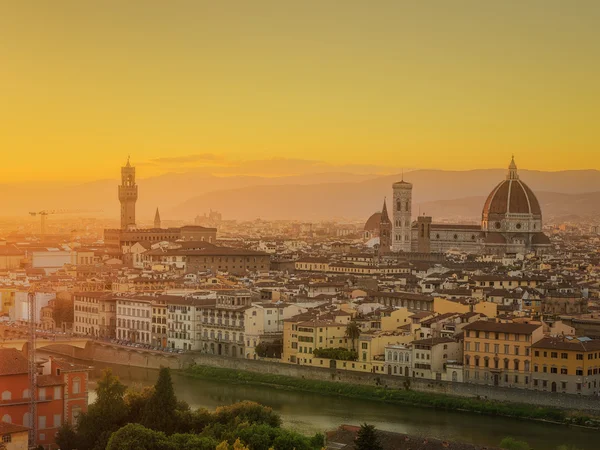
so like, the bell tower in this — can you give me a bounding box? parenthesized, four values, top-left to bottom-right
(118, 156, 138, 230)
(392, 178, 413, 252)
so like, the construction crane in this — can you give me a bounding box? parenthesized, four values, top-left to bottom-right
(29, 209, 102, 237)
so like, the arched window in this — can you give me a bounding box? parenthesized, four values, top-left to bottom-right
(1, 391, 11, 401)
(22, 389, 30, 399)
(1, 414, 11, 423)
(396, 200, 401, 211)
(23, 412, 32, 427)
(452, 371, 458, 382)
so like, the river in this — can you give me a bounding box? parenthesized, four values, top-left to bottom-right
(48, 354, 597, 450)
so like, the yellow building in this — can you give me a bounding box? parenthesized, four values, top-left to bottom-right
(433, 297, 470, 315)
(283, 317, 349, 365)
(0, 241, 24, 270)
(463, 320, 543, 388)
(0, 287, 16, 316)
(0, 422, 29, 450)
(531, 336, 600, 395)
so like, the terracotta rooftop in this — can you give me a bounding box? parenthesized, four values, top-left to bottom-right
(0, 348, 29, 376)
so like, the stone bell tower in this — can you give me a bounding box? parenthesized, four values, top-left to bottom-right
(118, 156, 138, 230)
(392, 178, 413, 252)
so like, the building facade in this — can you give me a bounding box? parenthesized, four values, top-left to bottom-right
(463, 320, 543, 388)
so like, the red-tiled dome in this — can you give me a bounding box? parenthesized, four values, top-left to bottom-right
(364, 212, 382, 231)
(482, 158, 542, 218)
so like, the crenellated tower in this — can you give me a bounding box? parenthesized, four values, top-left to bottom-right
(118, 156, 138, 230)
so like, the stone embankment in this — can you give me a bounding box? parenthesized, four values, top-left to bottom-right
(43, 341, 600, 414)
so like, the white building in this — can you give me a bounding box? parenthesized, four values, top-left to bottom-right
(12, 291, 55, 324)
(31, 250, 72, 274)
(116, 296, 153, 343)
(166, 292, 216, 351)
(244, 302, 306, 359)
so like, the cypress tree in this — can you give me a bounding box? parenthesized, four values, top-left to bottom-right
(142, 367, 178, 434)
(354, 423, 383, 450)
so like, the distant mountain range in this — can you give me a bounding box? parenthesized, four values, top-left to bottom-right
(3, 169, 600, 222)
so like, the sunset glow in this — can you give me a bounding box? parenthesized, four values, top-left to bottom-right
(1, 1, 599, 182)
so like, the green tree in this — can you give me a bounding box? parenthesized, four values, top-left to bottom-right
(55, 422, 79, 450)
(105, 423, 173, 450)
(499, 437, 532, 450)
(124, 385, 154, 424)
(213, 401, 282, 428)
(345, 321, 361, 352)
(141, 367, 178, 434)
(354, 423, 383, 450)
(76, 368, 128, 449)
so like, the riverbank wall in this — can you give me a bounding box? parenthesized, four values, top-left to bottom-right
(42, 342, 600, 414)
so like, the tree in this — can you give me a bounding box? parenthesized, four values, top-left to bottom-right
(354, 423, 383, 450)
(76, 368, 128, 450)
(141, 367, 178, 434)
(124, 385, 154, 424)
(499, 437, 532, 450)
(55, 422, 79, 450)
(105, 423, 172, 450)
(346, 321, 361, 352)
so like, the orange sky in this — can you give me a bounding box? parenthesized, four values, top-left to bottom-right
(1, 1, 599, 182)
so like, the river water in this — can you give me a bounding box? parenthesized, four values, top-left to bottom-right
(51, 354, 597, 450)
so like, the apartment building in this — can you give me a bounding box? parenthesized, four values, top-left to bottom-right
(0, 350, 89, 449)
(73, 292, 116, 338)
(411, 337, 462, 380)
(532, 336, 600, 395)
(463, 320, 543, 388)
(116, 296, 153, 343)
(166, 294, 216, 351)
(198, 290, 252, 357)
(244, 302, 305, 359)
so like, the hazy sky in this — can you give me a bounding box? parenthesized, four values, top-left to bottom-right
(1, 1, 599, 182)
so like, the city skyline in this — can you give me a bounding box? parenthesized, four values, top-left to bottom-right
(1, 1, 599, 182)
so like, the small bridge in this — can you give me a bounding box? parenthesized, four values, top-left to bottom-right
(0, 337, 91, 353)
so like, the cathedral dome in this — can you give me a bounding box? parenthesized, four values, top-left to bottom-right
(481, 157, 542, 233)
(364, 212, 382, 231)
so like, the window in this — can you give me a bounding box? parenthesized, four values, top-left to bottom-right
(2, 434, 11, 443)
(39, 415, 46, 430)
(576, 369, 584, 376)
(576, 354, 584, 360)
(551, 367, 558, 374)
(72, 378, 81, 395)
(561, 368, 568, 375)
(551, 352, 558, 359)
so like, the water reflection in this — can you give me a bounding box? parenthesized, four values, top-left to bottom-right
(78, 358, 597, 450)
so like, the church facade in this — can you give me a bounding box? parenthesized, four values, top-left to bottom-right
(368, 158, 551, 256)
